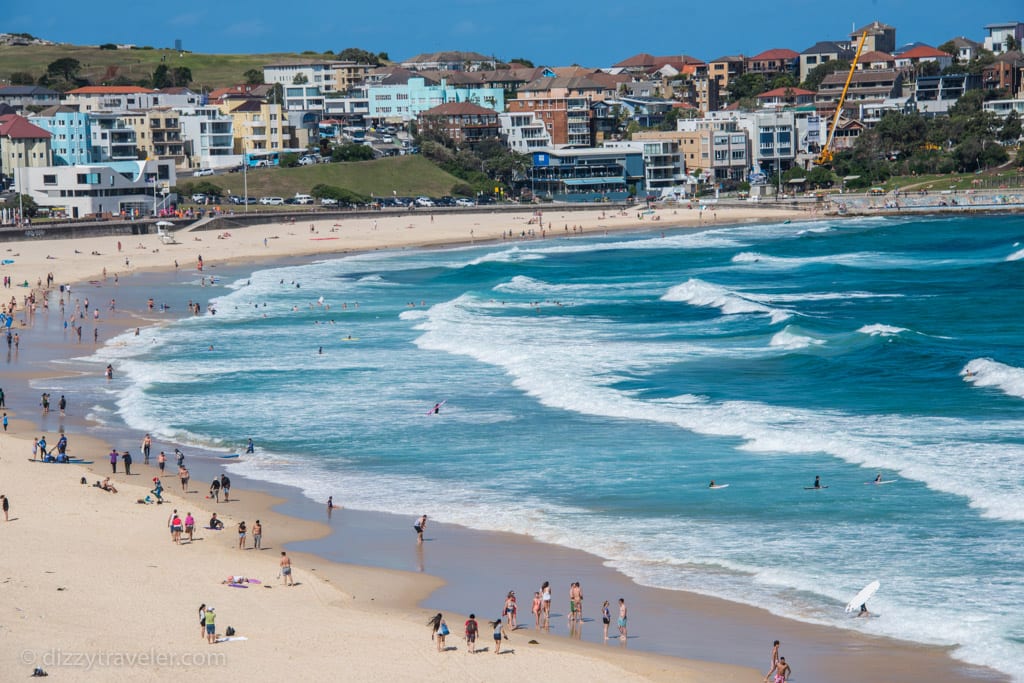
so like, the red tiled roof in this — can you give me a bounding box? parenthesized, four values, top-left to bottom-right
(67, 85, 156, 94)
(859, 50, 895, 62)
(757, 87, 816, 98)
(419, 102, 496, 116)
(0, 114, 52, 139)
(750, 48, 799, 61)
(896, 45, 950, 60)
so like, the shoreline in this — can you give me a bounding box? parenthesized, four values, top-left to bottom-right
(0, 205, 1009, 681)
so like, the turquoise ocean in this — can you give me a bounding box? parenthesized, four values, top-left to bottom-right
(80, 214, 1024, 679)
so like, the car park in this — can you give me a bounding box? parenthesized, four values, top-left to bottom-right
(259, 196, 284, 205)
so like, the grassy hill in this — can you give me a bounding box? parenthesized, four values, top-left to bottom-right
(0, 44, 335, 90)
(193, 155, 466, 199)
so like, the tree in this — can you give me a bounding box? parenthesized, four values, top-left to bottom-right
(727, 73, 767, 101)
(330, 143, 375, 162)
(170, 66, 192, 87)
(801, 60, 849, 91)
(2, 194, 38, 218)
(337, 48, 382, 66)
(280, 152, 300, 167)
(292, 73, 308, 85)
(99, 43, 118, 50)
(47, 57, 81, 82)
(1000, 110, 1022, 144)
(509, 57, 534, 67)
(151, 64, 170, 89)
(243, 68, 263, 85)
(9, 71, 35, 85)
(937, 40, 958, 58)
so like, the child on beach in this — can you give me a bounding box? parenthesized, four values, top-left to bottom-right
(464, 614, 478, 654)
(489, 617, 510, 655)
(427, 613, 450, 652)
(532, 591, 542, 629)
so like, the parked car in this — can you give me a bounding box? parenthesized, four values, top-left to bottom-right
(298, 155, 318, 166)
(293, 194, 314, 205)
(320, 197, 339, 206)
(193, 168, 215, 177)
(259, 196, 284, 205)
(455, 197, 475, 207)
(191, 193, 207, 203)
(436, 196, 456, 207)
(415, 196, 435, 207)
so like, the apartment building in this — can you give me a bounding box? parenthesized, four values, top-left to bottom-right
(526, 147, 642, 202)
(508, 75, 616, 147)
(399, 51, 495, 72)
(88, 112, 138, 162)
(816, 69, 905, 120)
(417, 102, 500, 148)
(746, 49, 800, 77)
(708, 56, 746, 96)
(175, 107, 234, 169)
(603, 139, 686, 192)
(983, 22, 1024, 55)
(499, 112, 552, 153)
(222, 99, 291, 154)
(0, 114, 53, 180)
(21, 159, 176, 219)
(122, 108, 186, 166)
(32, 105, 92, 166)
(799, 41, 855, 83)
(851, 21, 897, 54)
(64, 86, 163, 112)
(368, 77, 504, 123)
(0, 85, 60, 113)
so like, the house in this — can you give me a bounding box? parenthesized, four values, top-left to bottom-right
(603, 138, 686, 193)
(947, 37, 984, 64)
(399, 51, 496, 72)
(851, 21, 897, 55)
(31, 105, 92, 166)
(914, 73, 982, 114)
(857, 51, 897, 70)
(675, 112, 754, 181)
(20, 159, 176, 219)
(417, 102, 500, 148)
(0, 114, 53, 181)
(0, 86, 60, 114)
(983, 97, 1024, 119)
(799, 42, 855, 83)
(982, 51, 1024, 94)
(708, 56, 746, 93)
(983, 22, 1024, 55)
(894, 45, 954, 71)
(756, 87, 816, 108)
(612, 53, 705, 77)
(64, 86, 162, 112)
(264, 61, 341, 93)
(746, 49, 800, 76)
(816, 69, 904, 120)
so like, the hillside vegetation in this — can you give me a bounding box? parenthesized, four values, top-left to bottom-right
(0, 44, 329, 90)
(184, 156, 465, 199)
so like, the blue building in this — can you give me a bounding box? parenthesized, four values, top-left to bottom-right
(528, 148, 645, 202)
(31, 105, 93, 166)
(367, 77, 504, 123)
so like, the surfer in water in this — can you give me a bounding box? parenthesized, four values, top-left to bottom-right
(874, 473, 883, 483)
(857, 603, 870, 618)
(813, 476, 822, 489)
(432, 402, 441, 414)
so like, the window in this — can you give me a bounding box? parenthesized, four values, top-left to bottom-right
(43, 174, 57, 185)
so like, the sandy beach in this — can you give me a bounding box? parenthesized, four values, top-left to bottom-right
(0, 203, 1005, 682)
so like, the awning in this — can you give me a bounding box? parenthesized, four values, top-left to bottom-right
(562, 178, 626, 186)
(788, 178, 807, 184)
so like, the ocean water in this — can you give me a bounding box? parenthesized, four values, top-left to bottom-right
(83, 215, 1024, 680)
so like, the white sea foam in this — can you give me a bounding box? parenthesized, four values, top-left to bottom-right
(857, 324, 908, 337)
(1007, 247, 1024, 262)
(963, 358, 1024, 399)
(662, 278, 792, 323)
(769, 327, 824, 350)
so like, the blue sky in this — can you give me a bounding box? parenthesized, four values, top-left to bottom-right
(8, 1, 1022, 66)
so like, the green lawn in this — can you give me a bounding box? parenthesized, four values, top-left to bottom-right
(189, 155, 465, 199)
(0, 44, 333, 91)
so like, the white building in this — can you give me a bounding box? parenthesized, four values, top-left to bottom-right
(21, 159, 176, 219)
(175, 107, 235, 169)
(64, 86, 163, 113)
(499, 112, 552, 153)
(602, 140, 687, 192)
(89, 112, 138, 162)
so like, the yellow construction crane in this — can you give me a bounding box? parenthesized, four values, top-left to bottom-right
(816, 30, 868, 166)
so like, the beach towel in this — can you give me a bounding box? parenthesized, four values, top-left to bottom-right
(215, 636, 248, 643)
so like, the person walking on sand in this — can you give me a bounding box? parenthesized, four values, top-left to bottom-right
(569, 581, 583, 624)
(767, 656, 791, 683)
(618, 598, 628, 640)
(414, 514, 427, 543)
(1, 494, 8, 522)
(142, 434, 152, 464)
(198, 604, 207, 639)
(109, 448, 118, 474)
(171, 511, 183, 544)
(237, 521, 247, 549)
(158, 450, 166, 474)
(763, 639, 780, 681)
(280, 551, 294, 586)
(184, 512, 195, 542)
(541, 581, 552, 626)
(504, 591, 518, 629)
(428, 613, 450, 652)
(602, 600, 611, 639)
(179, 466, 190, 492)
(490, 617, 510, 655)
(220, 473, 231, 502)
(205, 606, 216, 644)
(121, 450, 132, 476)
(531, 591, 542, 629)
(464, 614, 478, 654)
(209, 477, 221, 502)
(252, 519, 262, 549)
(59, 394, 66, 417)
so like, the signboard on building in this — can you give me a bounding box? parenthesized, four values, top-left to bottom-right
(807, 116, 821, 143)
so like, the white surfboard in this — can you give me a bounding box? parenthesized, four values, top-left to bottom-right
(845, 580, 880, 613)
(708, 484, 730, 489)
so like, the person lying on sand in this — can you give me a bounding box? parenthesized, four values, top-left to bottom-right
(222, 575, 252, 585)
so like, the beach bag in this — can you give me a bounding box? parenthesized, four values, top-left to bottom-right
(439, 623, 449, 636)
(225, 626, 235, 637)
